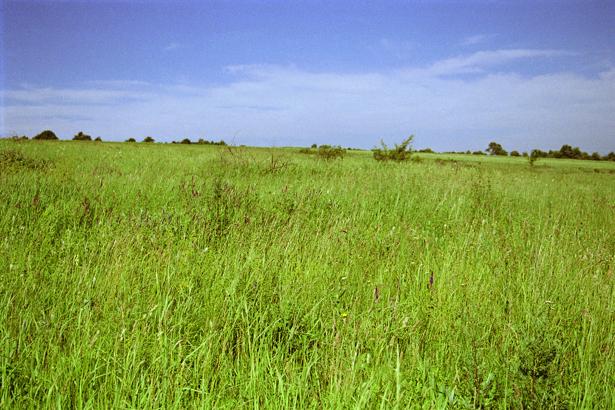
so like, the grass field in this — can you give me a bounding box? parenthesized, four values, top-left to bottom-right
(1, 140, 614, 408)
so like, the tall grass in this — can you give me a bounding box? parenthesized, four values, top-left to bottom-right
(1, 140, 614, 408)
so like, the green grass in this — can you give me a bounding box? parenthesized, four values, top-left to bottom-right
(1, 140, 614, 408)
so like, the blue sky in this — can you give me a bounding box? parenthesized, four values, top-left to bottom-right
(2, 0, 614, 152)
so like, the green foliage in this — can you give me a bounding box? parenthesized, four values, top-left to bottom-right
(32, 129, 59, 140)
(372, 135, 414, 161)
(143, 136, 155, 143)
(510, 150, 520, 157)
(487, 141, 507, 156)
(94, 137, 103, 142)
(417, 147, 434, 153)
(125, 137, 136, 142)
(7, 135, 29, 141)
(180, 138, 192, 144)
(73, 131, 92, 141)
(316, 144, 346, 160)
(0, 148, 50, 171)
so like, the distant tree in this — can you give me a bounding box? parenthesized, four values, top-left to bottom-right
(559, 144, 578, 159)
(33, 130, 59, 140)
(487, 141, 507, 156)
(180, 138, 192, 144)
(510, 150, 520, 157)
(531, 149, 548, 158)
(94, 136, 102, 142)
(418, 148, 434, 153)
(472, 150, 485, 155)
(125, 138, 136, 143)
(73, 131, 92, 141)
(143, 136, 155, 143)
(218, 140, 227, 146)
(606, 152, 615, 161)
(522, 151, 528, 157)
(311, 143, 317, 149)
(529, 149, 547, 166)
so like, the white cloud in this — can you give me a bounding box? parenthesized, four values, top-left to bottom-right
(422, 49, 574, 76)
(461, 34, 493, 47)
(3, 50, 614, 152)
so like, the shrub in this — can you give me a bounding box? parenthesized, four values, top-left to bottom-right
(316, 145, 345, 160)
(180, 138, 192, 144)
(7, 135, 29, 141)
(510, 150, 520, 157)
(73, 131, 92, 141)
(372, 135, 414, 162)
(125, 138, 136, 143)
(33, 130, 59, 140)
(143, 136, 155, 143)
(0, 149, 50, 171)
(94, 137, 103, 142)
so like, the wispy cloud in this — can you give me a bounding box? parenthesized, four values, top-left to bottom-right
(461, 34, 493, 47)
(423, 49, 574, 76)
(3, 51, 614, 152)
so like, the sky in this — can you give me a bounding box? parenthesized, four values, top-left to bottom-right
(1, 0, 614, 153)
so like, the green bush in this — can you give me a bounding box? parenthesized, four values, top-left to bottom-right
(33, 130, 59, 140)
(143, 136, 155, 143)
(372, 135, 414, 162)
(73, 131, 92, 141)
(316, 145, 345, 160)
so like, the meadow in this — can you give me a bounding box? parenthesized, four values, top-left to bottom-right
(1, 140, 614, 408)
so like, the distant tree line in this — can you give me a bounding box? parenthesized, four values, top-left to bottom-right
(5, 130, 615, 162)
(441, 141, 615, 162)
(170, 138, 227, 145)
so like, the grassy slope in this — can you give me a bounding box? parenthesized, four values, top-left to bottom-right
(1, 141, 614, 408)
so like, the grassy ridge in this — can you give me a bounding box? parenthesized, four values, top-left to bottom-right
(1, 141, 614, 408)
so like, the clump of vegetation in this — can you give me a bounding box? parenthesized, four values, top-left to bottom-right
(316, 145, 345, 160)
(32, 130, 59, 140)
(197, 138, 227, 146)
(0, 148, 50, 171)
(298, 144, 346, 159)
(487, 141, 507, 156)
(143, 136, 155, 143)
(125, 137, 136, 142)
(94, 136, 103, 142)
(7, 135, 29, 141)
(73, 131, 92, 141)
(372, 135, 414, 161)
(180, 138, 192, 144)
(417, 147, 434, 153)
